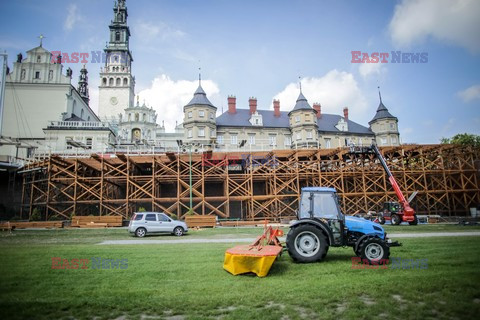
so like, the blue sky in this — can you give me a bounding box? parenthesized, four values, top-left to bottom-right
(0, 0, 479, 142)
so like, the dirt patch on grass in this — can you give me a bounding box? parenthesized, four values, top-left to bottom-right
(360, 295, 376, 306)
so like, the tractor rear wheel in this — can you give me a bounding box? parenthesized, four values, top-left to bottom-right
(287, 224, 328, 263)
(359, 238, 390, 264)
(408, 215, 418, 225)
(391, 214, 402, 225)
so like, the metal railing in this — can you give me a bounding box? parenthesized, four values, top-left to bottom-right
(47, 121, 114, 131)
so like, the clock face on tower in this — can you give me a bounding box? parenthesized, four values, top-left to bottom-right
(110, 97, 118, 105)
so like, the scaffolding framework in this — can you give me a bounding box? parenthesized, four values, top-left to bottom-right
(20, 144, 480, 220)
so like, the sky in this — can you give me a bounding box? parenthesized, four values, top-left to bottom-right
(0, 0, 479, 143)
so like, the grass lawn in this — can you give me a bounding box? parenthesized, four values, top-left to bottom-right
(0, 226, 479, 319)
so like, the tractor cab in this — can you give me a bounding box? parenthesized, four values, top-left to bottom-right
(383, 201, 400, 214)
(298, 187, 345, 245)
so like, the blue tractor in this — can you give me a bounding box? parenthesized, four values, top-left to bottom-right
(286, 187, 400, 264)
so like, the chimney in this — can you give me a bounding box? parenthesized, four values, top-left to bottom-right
(313, 103, 321, 119)
(273, 99, 280, 117)
(249, 97, 257, 115)
(343, 107, 349, 121)
(228, 95, 236, 114)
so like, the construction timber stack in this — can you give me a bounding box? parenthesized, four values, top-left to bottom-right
(20, 144, 480, 220)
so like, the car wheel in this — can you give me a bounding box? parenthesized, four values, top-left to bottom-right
(359, 238, 390, 264)
(378, 215, 386, 225)
(408, 215, 418, 225)
(135, 227, 146, 238)
(286, 224, 328, 263)
(391, 214, 401, 225)
(173, 226, 184, 237)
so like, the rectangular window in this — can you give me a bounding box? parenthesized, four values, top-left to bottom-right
(199, 110, 205, 117)
(217, 135, 223, 144)
(211, 129, 216, 137)
(188, 129, 192, 138)
(296, 133, 301, 140)
(188, 111, 192, 118)
(285, 136, 292, 146)
(305, 115, 310, 122)
(295, 115, 300, 123)
(307, 131, 313, 139)
(210, 113, 214, 120)
(390, 123, 395, 130)
(381, 138, 387, 145)
(86, 138, 93, 149)
(249, 134, 255, 145)
(392, 137, 397, 144)
(231, 135, 238, 145)
(269, 135, 276, 146)
(35, 71, 40, 79)
(325, 138, 331, 149)
(145, 214, 157, 221)
(198, 127, 205, 137)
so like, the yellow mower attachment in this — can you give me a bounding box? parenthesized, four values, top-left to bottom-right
(223, 225, 283, 277)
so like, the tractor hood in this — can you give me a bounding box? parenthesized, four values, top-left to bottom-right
(345, 216, 385, 239)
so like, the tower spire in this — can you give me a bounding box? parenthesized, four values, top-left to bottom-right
(299, 76, 302, 93)
(78, 65, 89, 105)
(198, 67, 201, 86)
(378, 86, 382, 103)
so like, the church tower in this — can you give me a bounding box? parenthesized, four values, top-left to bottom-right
(98, 0, 135, 120)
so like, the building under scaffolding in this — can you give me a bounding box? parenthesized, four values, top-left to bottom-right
(20, 144, 480, 220)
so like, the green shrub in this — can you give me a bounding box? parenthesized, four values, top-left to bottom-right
(31, 208, 42, 221)
(138, 207, 146, 212)
(170, 214, 178, 220)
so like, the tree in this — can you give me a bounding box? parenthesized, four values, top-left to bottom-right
(441, 133, 480, 147)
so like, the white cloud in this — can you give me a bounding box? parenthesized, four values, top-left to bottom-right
(457, 84, 480, 102)
(133, 21, 186, 44)
(64, 4, 80, 31)
(389, 0, 480, 53)
(358, 63, 386, 79)
(272, 70, 368, 123)
(138, 75, 220, 132)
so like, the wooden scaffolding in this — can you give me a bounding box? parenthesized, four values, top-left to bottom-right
(20, 144, 480, 220)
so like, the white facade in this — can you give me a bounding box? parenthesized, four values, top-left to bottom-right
(0, 45, 98, 165)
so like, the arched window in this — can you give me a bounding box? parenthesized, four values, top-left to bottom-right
(102, 77, 107, 85)
(37, 55, 41, 63)
(80, 109, 84, 119)
(128, 113, 131, 121)
(87, 116, 90, 121)
(143, 113, 146, 121)
(123, 78, 128, 86)
(109, 78, 113, 86)
(116, 78, 120, 86)
(135, 113, 139, 122)
(72, 100, 76, 115)
(115, 32, 120, 41)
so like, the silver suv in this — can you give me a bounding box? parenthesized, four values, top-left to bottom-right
(128, 212, 188, 237)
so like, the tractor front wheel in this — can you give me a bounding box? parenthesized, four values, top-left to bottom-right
(359, 238, 390, 264)
(408, 215, 418, 225)
(378, 215, 386, 225)
(287, 224, 328, 263)
(391, 214, 402, 225)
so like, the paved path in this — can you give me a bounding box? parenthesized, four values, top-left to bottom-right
(98, 231, 480, 245)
